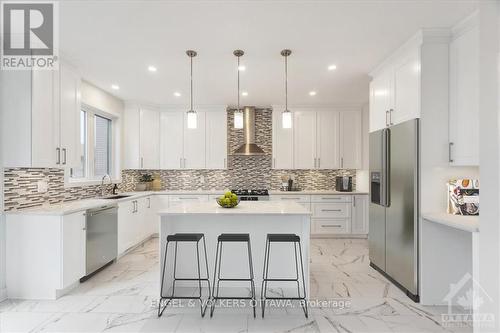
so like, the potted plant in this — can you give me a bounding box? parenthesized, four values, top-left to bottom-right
(136, 173, 154, 191)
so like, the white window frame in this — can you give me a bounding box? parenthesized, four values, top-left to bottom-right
(65, 103, 121, 187)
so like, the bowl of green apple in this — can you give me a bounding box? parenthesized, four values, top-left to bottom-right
(216, 191, 240, 208)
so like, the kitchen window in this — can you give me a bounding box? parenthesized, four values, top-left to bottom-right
(69, 105, 117, 184)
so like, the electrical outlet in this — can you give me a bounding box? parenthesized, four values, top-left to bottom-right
(37, 180, 48, 193)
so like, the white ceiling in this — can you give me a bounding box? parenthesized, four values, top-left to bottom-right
(59, 0, 477, 108)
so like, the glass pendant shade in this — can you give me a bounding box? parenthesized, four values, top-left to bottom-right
(187, 110, 197, 129)
(234, 110, 244, 129)
(282, 110, 292, 129)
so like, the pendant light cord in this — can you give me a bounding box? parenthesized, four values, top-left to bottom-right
(237, 56, 240, 112)
(285, 54, 288, 111)
(190, 55, 193, 111)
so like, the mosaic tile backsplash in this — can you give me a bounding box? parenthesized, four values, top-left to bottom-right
(3, 108, 355, 211)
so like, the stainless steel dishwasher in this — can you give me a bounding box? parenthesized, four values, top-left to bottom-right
(84, 205, 118, 280)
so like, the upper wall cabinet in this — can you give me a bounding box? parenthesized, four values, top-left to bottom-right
(369, 43, 421, 132)
(449, 16, 479, 166)
(2, 60, 82, 168)
(139, 109, 160, 169)
(125, 107, 227, 170)
(272, 108, 362, 170)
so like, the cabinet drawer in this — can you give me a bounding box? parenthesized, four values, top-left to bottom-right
(313, 219, 349, 234)
(169, 195, 209, 203)
(310, 195, 352, 203)
(312, 203, 350, 218)
(269, 195, 310, 203)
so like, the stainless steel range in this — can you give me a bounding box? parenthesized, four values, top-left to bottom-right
(231, 189, 269, 201)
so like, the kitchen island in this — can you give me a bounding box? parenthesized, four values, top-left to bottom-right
(158, 201, 312, 295)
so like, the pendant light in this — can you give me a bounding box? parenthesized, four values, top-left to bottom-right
(233, 49, 244, 129)
(281, 49, 292, 129)
(186, 50, 197, 129)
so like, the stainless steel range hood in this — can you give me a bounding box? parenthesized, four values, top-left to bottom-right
(233, 106, 266, 156)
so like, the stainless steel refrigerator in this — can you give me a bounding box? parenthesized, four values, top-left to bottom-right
(369, 119, 419, 302)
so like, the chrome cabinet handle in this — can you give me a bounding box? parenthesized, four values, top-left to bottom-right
(314, 158, 317, 168)
(147, 197, 151, 208)
(353, 196, 356, 207)
(385, 110, 389, 127)
(178, 197, 198, 200)
(321, 209, 342, 212)
(449, 142, 454, 163)
(318, 157, 321, 168)
(141, 157, 144, 168)
(281, 197, 301, 200)
(62, 148, 67, 165)
(322, 197, 341, 200)
(341, 157, 344, 168)
(321, 224, 342, 228)
(389, 109, 394, 125)
(56, 148, 61, 164)
(224, 158, 226, 168)
(273, 158, 276, 168)
(184, 158, 187, 168)
(180, 158, 182, 168)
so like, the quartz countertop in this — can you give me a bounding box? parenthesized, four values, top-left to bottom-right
(422, 212, 479, 233)
(4, 189, 367, 216)
(158, 201, 311, 216)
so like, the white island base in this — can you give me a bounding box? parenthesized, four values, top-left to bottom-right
(158, 201, 311, 298)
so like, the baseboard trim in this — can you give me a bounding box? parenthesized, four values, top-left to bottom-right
(0, 287, 7, 302)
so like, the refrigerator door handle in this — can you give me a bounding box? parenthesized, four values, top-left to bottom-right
(381, 128, 390, 207)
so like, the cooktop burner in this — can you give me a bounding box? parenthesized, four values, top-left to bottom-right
(231, 189, 269, 200)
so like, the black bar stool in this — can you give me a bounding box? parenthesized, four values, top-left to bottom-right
(210, 233, 256, 318)
(158, 233, 211, 317)
(260, 233, 308, 318)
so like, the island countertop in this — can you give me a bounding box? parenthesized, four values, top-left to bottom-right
(158, 201, 312, 216)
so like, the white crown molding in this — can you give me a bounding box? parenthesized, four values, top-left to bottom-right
(124, 100, 227, 112)
(271, 103, 365, 111)
(451, 11, 478, 39)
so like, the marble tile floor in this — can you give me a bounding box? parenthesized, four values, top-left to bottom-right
(0, 237, 472, 333)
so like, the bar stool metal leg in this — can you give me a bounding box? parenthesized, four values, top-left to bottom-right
(298, 241, 308, 318)
(247, 239, 256, 318)
(158, 240, 170, 317)
(261, 237, 270, 318)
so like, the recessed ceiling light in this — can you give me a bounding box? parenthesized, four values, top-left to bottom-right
(173, 92, 181, 97)
(148, 65, 157, 72)
(328, 64, 337, 71)
(241, 91, 248, 96)
(238, 65, 246, 71)
(309, 91, 317, 96)
(111, 84, 119, 90)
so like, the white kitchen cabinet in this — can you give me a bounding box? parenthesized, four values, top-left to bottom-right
(61, 211, 86, 288)
(449, 22, 479, 166)
(205, 111, 227, 169)
(6, 211, 86, 299)
(168, 194, 209, 205)
(392, 50, 420, 125)
(340, 110, 362, 169)
(351, 195, 369, 235)
(160, 112, 184, 169)
(269, 194, 311, 211)
(369, 70, 393, 132)
(316, 111, 340, 169)
(272, 109, 294, 169)
(139, 109, 160, 169)
(293, 111, 317, 169)
(2, 60, 81, 168)
(184, 111, 206, 169)
(369, 45, 421, 133)
(117, 199, 137, 255)
(59, 61, 82, 168)
(123, 106, 141, 169)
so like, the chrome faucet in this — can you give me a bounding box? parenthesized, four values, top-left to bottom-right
(101, 174, 112, 197)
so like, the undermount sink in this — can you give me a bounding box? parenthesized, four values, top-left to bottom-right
(102, 195, 131, 200)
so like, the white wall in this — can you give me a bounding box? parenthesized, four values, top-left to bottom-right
(476, 2, 500, 332)
(356, 102, 370, 192)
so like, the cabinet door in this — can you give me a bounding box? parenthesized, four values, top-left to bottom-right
(369, 70, 393, 132)
(139, 108, 160, 169)
(123, 107, 141, 169)
(205, 111, 227, 169)
(340, 111, 362, 169)
(293, 111, 316, 169)
(351, 195, 368, 234)
(59, 61, 82, 168)
(160, 112, 184, 169)
(183, 111, 206, 169)
(136, 197, 152, 242)
(316, 111, 340, 169)
(62, 212, 86, 287)
(31, 69, 59, 167)
(449, 26, 479, 166)
(272, 110, 293, 169)
(393, 50, 420, 125)
(118, 200, 136, 255)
